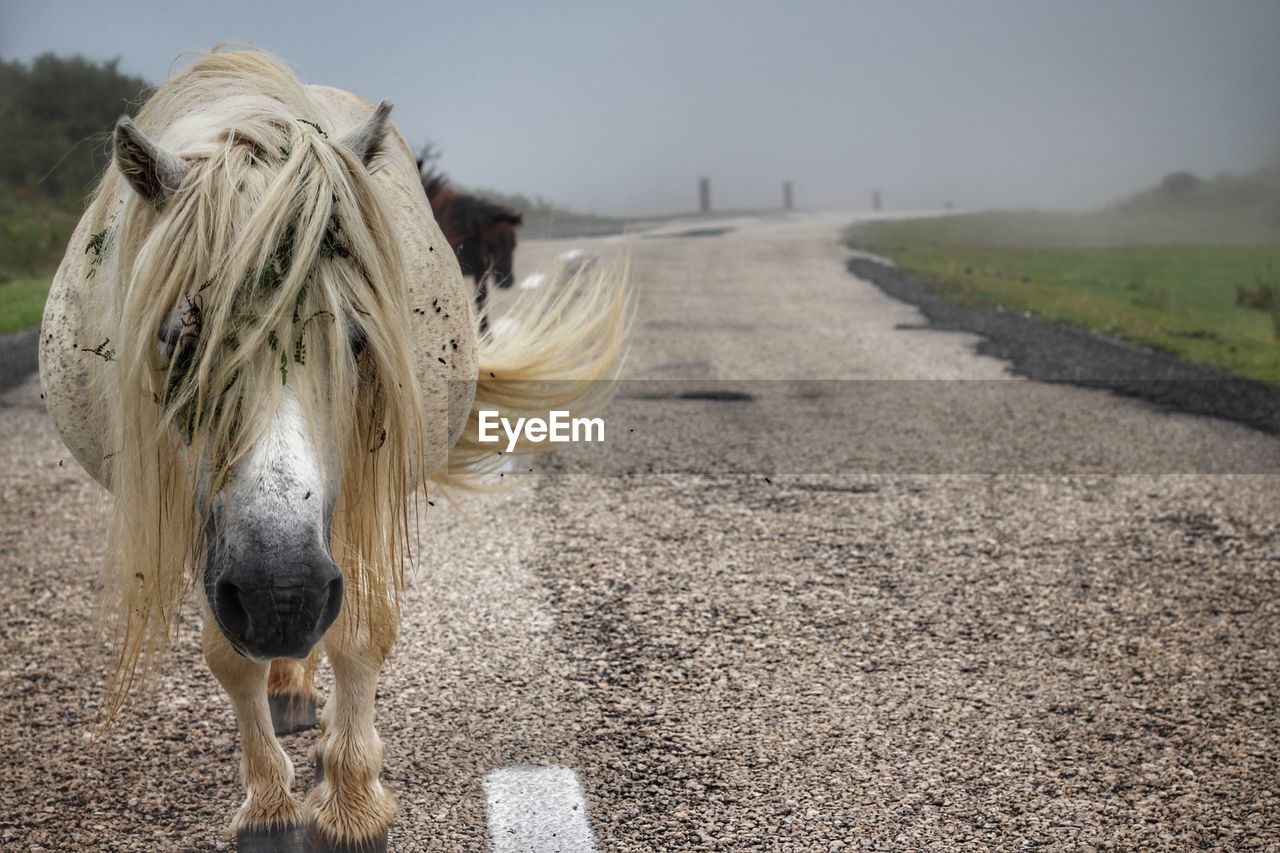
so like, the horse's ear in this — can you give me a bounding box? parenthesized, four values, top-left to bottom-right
(339, 100, 394, 167)
(114, 117, 188, 208)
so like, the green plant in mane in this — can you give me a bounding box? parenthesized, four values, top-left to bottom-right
(266, 329, 287, 384)
(293, 310, 334, 366)
(85, 228, 107, 257)
(85, 227, 110, 278)
(295, 118, 327, 138)
(158, 207, 360, 447)
(319, 211, 351, 261)
(80, 337, 115, 361)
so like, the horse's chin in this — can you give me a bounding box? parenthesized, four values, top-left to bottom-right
(222, 628, 322, 663)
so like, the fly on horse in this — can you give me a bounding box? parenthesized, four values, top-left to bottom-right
(419, 164, 523, 332)
(39, 49, 626, 852)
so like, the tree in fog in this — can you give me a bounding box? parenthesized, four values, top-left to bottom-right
(0, 53, 150, 200)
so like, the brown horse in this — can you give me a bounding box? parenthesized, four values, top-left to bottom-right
(419, 164, 523, 331)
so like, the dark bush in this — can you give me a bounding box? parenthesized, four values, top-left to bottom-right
(0, 54, 150, 280)
(1160, 171, 1201, 197)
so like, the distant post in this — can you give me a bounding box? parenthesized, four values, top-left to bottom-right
(783, 181, 793, 210)
(699, 177, 711, 213)
(872, 190, 882, 211)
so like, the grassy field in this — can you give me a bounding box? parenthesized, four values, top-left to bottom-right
(848, 215, 1280, 385)
(1, 193, 77, 337)
(0, 275, 52, 336)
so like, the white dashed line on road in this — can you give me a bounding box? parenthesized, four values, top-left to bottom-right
(484, 765, 598, 853)
(557, 248, 595, 275)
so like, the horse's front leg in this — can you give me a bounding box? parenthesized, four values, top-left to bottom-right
(304, 616, 396, 852)
(202, 617, 306, 852)
(268, 659, 322, 735)
(474, 274, 490, 335)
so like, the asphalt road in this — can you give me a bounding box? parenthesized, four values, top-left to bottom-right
(1, 212, 1277, 850)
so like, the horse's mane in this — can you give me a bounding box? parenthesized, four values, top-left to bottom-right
(83, 49, 425, 714)
(420, 166, 451, 201)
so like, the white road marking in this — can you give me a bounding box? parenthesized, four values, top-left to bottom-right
(484, 765, 598, 853)
(557, 248, 596, 276)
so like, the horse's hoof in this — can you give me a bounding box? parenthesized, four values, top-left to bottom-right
(268, 691, 318, 735)
(235, 823, 305, 853)
(305, 826, 388, 853)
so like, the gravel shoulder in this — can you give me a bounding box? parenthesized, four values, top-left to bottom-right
(847, 256, 1280, 435)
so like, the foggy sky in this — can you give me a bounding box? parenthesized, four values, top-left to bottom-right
(3, 0, 1278, 216)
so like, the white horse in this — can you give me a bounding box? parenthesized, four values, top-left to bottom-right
(39, 49, 626, 852)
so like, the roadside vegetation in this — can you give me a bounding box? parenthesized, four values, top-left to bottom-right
(468, 184, 625, 239)
(0, 58, 618, 337)
(0, 54, 151, 333)
(848, 156, 1280, 385)
(0, 276, 55, 336)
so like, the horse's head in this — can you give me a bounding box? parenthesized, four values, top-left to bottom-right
(109, 101, 422, 662)
(190, 369, 345, 660)
(479, 207, 523, 289)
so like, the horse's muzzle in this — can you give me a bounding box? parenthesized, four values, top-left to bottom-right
(211, 551, 344, 659)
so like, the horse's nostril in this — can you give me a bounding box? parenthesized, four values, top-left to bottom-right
(214, 578, 251, 638)
(318, 574, 344, 637)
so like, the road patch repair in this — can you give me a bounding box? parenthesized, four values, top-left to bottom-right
(644, 226, 735, 239)
(484, 766, 598, 852)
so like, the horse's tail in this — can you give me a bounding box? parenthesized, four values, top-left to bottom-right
(432, 256, 632, 488)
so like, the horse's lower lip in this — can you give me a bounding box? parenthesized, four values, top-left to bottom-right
(226, 639, 293, 664)
(231, 635, 319, 661)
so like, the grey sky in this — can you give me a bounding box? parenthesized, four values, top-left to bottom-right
(3, 0, 1278, 216)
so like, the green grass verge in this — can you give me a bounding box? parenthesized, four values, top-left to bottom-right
(0, 194, 78, 336)
(849, 216, 1280, 385)
(0, 275, 53, 336)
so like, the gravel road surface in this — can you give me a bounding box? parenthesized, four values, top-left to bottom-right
(1, 212, 1277, 850)
(0, 329, 38, 395)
